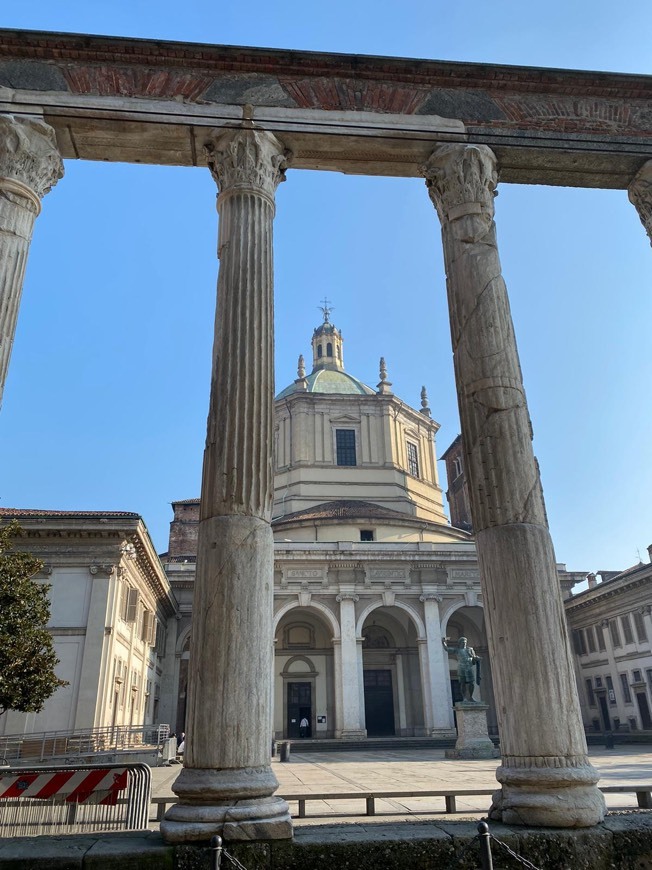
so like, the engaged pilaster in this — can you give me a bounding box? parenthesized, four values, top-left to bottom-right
(628, 160, 652, 245)
(421, 143, 605, 827)
(335, 592, 366, 738)
(0, 114, 63, 408)
(161, 127, 291, 843)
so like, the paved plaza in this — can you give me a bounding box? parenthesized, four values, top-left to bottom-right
(151, 746, 652, 827)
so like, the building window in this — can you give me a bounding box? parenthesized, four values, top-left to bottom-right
(605, 675, 617, 705)
(453, 456, 463, 479)
(572, 629, 587, 656)
(585, 626, 596, 654)
(595, 676, 603, 688)
(327, 342, 333, 357)
(595, 623, 606, 651)
(633, 610, 648, 643)
(585, 679, 596, 707)
(609, 619, 622, 649)
(646, 669, 652, 695)
(360, 530, 374, 542)
(619, 673, 632, 704)
(621, 614, 634, 645)
(336, 429, 356, 466)
(120, 586, 138, 623)
(407, 441, 420, 477)
(317, 345, 323, 358)
(632, 669, 642, 683)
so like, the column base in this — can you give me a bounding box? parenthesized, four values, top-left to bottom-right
(161, 795, 292, 843)
(488, 759, 606, 827)
(160, 765, 292, 843)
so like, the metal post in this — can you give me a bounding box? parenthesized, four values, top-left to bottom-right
(210, 834, 223, 870)
(478, 821, 494, 870)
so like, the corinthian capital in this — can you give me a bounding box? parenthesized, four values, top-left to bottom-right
(628, 160, 652, 246)
(421, 144, 498, 225)
(204, 128, 290, 205)
(0, 115, 64, 210)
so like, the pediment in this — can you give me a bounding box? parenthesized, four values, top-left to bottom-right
(329, 413, 360, 424)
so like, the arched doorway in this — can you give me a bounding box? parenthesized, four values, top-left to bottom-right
(274, 608, 336, 739)
(361, 608, 424, 737)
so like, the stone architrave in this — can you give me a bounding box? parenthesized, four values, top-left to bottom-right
(628, 160, 652, 245)
(421, 143, 605, 828)
(161, 127, 292, 843)
(335, 592, 366, 738)
(0, 114, 63, 409)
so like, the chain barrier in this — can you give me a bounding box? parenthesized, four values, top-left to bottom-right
(449, 821, 543, 870)
(211, 835, 250, 870)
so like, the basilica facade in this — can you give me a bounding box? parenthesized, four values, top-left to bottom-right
(164, 312, 497, 740)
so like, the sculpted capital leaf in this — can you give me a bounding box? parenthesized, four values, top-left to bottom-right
(0, 115, 64, 208)
(205, 128, 290, 203)
(421, 144, 497, 226)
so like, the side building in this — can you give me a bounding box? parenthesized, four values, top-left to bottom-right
(0, 509, 177, 738)
(566, 558, 652, 734)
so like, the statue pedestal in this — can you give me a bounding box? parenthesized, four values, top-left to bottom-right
(445, 702, 500, 759)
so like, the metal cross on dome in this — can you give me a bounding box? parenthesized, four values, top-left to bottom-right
(319, 297, 334, 323)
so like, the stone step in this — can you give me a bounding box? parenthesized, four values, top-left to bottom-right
(282, 737, 458, 752)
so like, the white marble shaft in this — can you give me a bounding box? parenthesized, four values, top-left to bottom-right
(0, 114, 63, 409)
(422, 143, 605, 828)
(161, 128, 292, 843)
(420, 594, 455, 733)
(628, 160, 652, 246)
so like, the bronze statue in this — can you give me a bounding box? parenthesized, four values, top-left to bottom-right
(443, 636, 481, 702)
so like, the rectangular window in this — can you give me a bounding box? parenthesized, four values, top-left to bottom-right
(632, 669, 642, 683)
(609, 619, 622, 649)
(585, 678, 596, 707)
(633, 610, 648, 643)
(336, 429, 356, 466)
(595, 676, 603, 688)
(406, 441, 420, 477)
(572, 629, 587, 656)
(619, 673, 632, 704)
(360, 530, 374, 542)
(595, 623, 606, 651)
(621, 614, 634, 645)
(120, 586, 138, 623)
(606, 675, 617, 705)
(585, 626, 596, 654)
(647, 669, 652, 694)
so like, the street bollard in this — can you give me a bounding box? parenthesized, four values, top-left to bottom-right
(210, 834, 223, 870)
(478, 820, 494, 870)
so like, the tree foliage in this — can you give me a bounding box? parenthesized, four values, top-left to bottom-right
(0, 521, 67, 717)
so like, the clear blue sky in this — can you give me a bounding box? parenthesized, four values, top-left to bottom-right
(1, 1, 651, 574)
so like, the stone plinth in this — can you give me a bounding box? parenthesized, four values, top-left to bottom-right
(445, 703, 499, 759)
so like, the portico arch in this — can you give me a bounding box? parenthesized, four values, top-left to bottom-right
(274, 606, 337, 739)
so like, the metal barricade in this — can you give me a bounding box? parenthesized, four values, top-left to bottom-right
(0, 762, 151, 836)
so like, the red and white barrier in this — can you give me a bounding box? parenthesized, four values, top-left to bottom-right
(0, 768, 128, 805)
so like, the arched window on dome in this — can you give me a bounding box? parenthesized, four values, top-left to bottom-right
(317, 345, 323, 358)
(327, 342, 333, 357)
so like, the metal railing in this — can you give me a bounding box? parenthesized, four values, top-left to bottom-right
(0, 762, 151, 836)
(0, 724, 169, 765)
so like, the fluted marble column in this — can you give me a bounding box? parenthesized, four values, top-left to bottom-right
(420, 594, 455, 733)
(421, 143, 605, 828)
(336, 592, 366, 738)
(161, 128, 291, 843)
(0, 114, 63, 409)
(629, 160, 652, 245)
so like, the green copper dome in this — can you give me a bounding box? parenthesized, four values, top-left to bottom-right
(276, 368, 375, 399)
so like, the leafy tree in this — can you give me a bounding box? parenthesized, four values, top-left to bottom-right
(0, 521, 67, 717)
